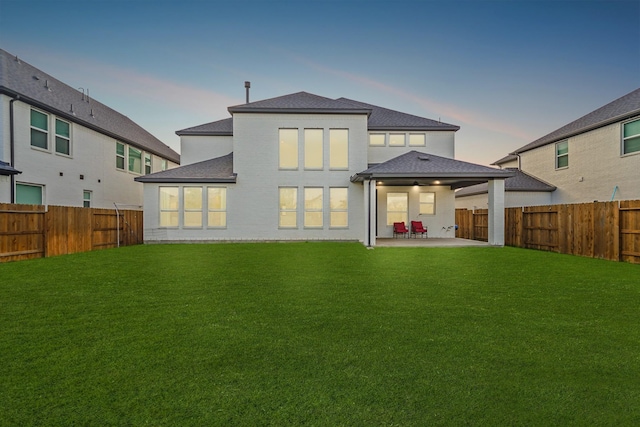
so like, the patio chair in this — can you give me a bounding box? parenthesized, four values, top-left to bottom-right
(411, 221, 428, 238)
(393, 222, 409, 238)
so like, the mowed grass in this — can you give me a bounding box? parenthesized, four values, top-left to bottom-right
(1, 243, 639, 426)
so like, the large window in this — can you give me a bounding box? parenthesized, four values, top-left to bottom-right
(208, 187, 227, 228)
(116, 142, 126, 170)
(30, 109, 48, 149)
(55, 119, 71, 155)
(369, 134, 385, 146)
(329, 129, 348, 169)
(556, 140, 568, 169)
(129, 147, 142, 173)
(304, 187, 323, 228)
(184, 187, 203, 227)
(304, 129, 323, 169)
(386, 192, 408, 225)
(419, 192, 435, 215)
(16, 183, 43, 205)
(330, 187, 348, 228)
(145, 153, 152, 174)
(409, 134, 426, 147)
(279, 129, 298, 169)
(389, 133, 405, 146)
(279, 187, 297, 228)
(159, 187, 179, 227)
(623, 119, 640, 155)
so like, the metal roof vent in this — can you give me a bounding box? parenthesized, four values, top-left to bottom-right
(418, 155, 430, 161)
(45, 79, 51, 91)
(14, 55, 20, 64)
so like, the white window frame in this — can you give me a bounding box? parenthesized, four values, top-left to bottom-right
(329, 129, 349, 170)
(386, 192, 408, 226)
(622, 118, 640, 156)
(144, 153, 152, 174)
(304, 128, 323, 170)
(329, 187, 348, 228)
(279, 128, 299, 170)
(55, 118, 71, 156)
(555, 140, 568, 169)
(116, 142, 126, 170)
(419, 192, 435, 215)
(279, 187, 298, 228)
(304, 187, 323, 228)
(159, 186, 179, 228)
(83, 190, 92, 208)
(30, 108, 49, 151)
(183, 186, 203, 228)
(15, 182, 44, 205)
(409, 133, 426, 147)
(128, 146, 143, 174)
(389, 133, 406, 147)
(207, 187, 227, 228)
(369, 133, 386, 146)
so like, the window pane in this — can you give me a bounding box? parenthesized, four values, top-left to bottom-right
(304, 129, 323, 169)
(208, 188, 226, 210)
(16, 184, 43, 205)
(56, 137, 70, 155)
(184, 211, 202, 227)
(116, 142, 125, 156)
(387, 212, 407, 225)
(279, 188, 297, 210)
(145, 154, 152, 174)
(623, 120, 640, 138)
(330, 188, 348, 209)
(208, 212, 227, 227)
(420, 192, 434, 203)
(305, 188, 323, 210)
(31, 129, 48, 149)
(55, 119, 70, 137)
(160, 212, 178, 227)
(369, 134, 385, 146)
(557, 155, 568, 168)
(409, 134, 425, 146)
(159, 187, 178, 210)
(420, 192, 435, 215)
(330, 129, 348, 169)
(624, 136, 640, 154)
(31, 110, 48, 130)
(305, 212, 323, 227)
(389, 134, 405, 146)
(129, 147, 142, 173)
(279, 129, 298, 169)
(387, 192, 407, 225)
(556, 141, 568, 155)
(184, 187, 202, 210)
(280, 212, 297, 227)
(116, 156, 125, 170)
(330, 212, 348, 227)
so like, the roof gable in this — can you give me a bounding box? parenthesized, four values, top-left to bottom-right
(514, 88, 640, 154)
(227, 91, 371, 115)
(455, 168, 556, 197)
(176, 118, 233, 136)
(135, 153, 235, 183)
(0, 49, 179, 163)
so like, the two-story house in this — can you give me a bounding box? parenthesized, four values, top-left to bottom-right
(456, 88, 640, 209)
(0, 48, 180, 208)
(136, 91, 512, 246)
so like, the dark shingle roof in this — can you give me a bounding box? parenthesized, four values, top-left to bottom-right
(227, 91, 371, 114)
(0, 160, 20, 176)
(492, 154, 518, 166)
(176, 118, 233, 136)
(338, 98, 459, 131)
(0, 48, 179, 163)
(455, 168, 556, 197)
(135, 153, 235, 183)
(513, 88, 640, 154)
(353, 150, 513, 180)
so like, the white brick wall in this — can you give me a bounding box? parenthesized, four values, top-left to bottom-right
(180, 135, 233, 166)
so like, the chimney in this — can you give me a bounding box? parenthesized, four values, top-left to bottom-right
(244, 81, 251, 103)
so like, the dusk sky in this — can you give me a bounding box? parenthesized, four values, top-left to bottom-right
(1, 0, 638, 166)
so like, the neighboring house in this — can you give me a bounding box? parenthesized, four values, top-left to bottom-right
(0, 48, 180, 208)
(457, 88, 640, 208)
(136, 91, 512, 246)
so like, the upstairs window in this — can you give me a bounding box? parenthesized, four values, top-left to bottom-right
(116, 142, 126, 170)
(279, 129, 298, 169)
(55, 119, 71, 155)
(329, 129, 348, 169)
(556, 140, 568, 169)
(369, 134, 385, 146)
(389, 133, 405, 146)
(304, 129, 323, 169)
(128, 147, 142, 174)
(623, 119, 640, 155)
(161, 159, 168, 171)
(30, 109, 49, 149)
(145, 153, 152, 174)
(409, 134, 426, 146)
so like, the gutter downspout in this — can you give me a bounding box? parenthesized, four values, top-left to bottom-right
(9, 96, 19, 203)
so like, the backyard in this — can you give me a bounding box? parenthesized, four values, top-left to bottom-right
(1, 243, 639, 425)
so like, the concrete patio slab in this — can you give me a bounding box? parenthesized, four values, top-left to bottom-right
(375, 238, 491, 247)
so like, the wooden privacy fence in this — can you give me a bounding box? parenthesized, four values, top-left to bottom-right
(456, 200, 640, 264)
(0, 203, 143, 263)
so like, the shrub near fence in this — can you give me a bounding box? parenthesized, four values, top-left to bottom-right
(456, 200, 640, 264)
(0, 204, 143, 263)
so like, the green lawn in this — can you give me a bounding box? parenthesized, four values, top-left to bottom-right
(1, 243, 639, 426)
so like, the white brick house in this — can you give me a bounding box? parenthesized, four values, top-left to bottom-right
(456, 88, 640, 209)
(0, 48, 180, 208)
(137, 91, 512, 246)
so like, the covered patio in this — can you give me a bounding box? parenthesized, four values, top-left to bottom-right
(351, 151, 514, 247)
(375, 237, 490, 247)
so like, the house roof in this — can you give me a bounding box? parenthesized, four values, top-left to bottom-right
(0, 160, 21, 176)
(455, 168, 556, 197)
(492, 154, 518, 166)
(227, 91, 372, 115)
(0, 48, 180, 164)
(351, 150, 513, 188)
(135, 153, 235, 183)
(513, 88, 640, 154)
(176, 118, 233, 136)
(337, 98, 460, 131)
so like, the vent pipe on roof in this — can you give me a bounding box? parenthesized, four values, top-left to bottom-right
(245, 81, 251, 103)
(79, 87, 85, 101)
(86, 88, 90, 103)
(45, 79, 51, 91)
(14, 55, 20, 64)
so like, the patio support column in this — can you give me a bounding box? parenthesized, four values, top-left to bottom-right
(363, 179, 377, 247)
(487, 179, 505, 246)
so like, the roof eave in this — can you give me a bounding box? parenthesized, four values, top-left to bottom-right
(134, 176, 237, 183)
(368, 125, 460, 132)
(228, 107, 372, 115)
(352, 171, 515, 182)
(175, 130, 233, 136)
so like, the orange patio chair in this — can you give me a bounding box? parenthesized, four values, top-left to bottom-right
(393, 222, 409, 238)
(411, 221, 428, 238)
